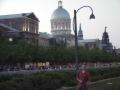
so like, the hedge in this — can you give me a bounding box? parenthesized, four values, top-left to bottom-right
(0, 67, 120, 90)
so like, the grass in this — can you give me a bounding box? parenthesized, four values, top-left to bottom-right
(68, 77, 120, 90)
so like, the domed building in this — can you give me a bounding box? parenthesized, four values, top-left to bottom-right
(50, 0, 71, 36)
(50, 1, 113, 50)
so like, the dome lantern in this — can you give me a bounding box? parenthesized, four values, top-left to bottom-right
(58, 0, 62, 8)
(51, 0, 70, 20)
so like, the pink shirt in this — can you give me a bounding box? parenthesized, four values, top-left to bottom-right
(76, 70, 90, 84)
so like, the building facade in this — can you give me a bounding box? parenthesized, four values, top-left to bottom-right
(38, 32, 51, 47)
(0, 12, 39, 45)
(0, 12, 39, 34)
(50, 0, 75, 46)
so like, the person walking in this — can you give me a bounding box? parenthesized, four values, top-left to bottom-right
(76, 65, 90, 90)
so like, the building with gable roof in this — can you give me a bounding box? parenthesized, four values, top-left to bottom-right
(0, 12, 39, 45)
(0, 12, 39, 33)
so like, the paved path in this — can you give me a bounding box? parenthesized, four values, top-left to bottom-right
(59, 77, 120, 90)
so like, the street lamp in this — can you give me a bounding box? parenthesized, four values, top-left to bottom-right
(9, 38, 13, 42)
(73, 6, 95, 70)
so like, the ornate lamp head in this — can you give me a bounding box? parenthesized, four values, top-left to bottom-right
(90, 13, 95, 19)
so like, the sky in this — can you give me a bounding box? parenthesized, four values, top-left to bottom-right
(0, 0, 120, 48)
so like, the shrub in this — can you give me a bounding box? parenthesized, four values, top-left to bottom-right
(0, 67, 120, 90)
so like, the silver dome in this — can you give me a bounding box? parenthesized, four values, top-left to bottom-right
(51, 1, 70, 20)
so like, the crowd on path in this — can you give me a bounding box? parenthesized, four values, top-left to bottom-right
(0, 62, 120, 73)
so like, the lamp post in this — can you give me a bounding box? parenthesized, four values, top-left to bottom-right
(73, 6, 95, 70)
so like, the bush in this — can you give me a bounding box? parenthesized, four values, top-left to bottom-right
(0, 67, 120, 90)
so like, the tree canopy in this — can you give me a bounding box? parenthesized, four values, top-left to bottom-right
(0, 38, 119, 64)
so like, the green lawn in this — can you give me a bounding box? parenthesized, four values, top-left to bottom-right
(68, 77, 120, 90)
